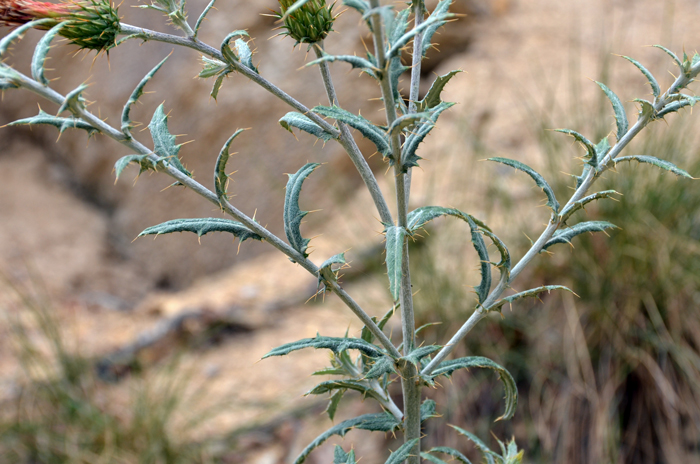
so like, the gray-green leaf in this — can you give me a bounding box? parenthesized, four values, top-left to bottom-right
(418, 70, 461, 111)
(122, 55, 170, 138)
(279, 112, 335, 142)
(8, 109, 97, 136)
(489, 285, 573, 313)
(294, 413, 400, 464)
(596, 81, 628, 142)
(401, 101, 455, 172)
(263, 336, 386, 359)
(614, 155, 694, 178)
(138, 218, 263, 243)
(114, 154, 156, 180)
(451, 426, 504, 464)
(426, 447, 472, 464)
(214, 128, 246, 202)
(284, 163, 320, 258)
(488, 157, 559, 213)
(554, 129, 598, 167)
(31, 22, 68, 86)
(194, 0, 217, 37)
(0, 19, 53, 59)
(621, 55, 660, 98)
(313, 105, 390, 157)
(385, 439, 420, 464)
(148, 104, 191, 177)
(234, 38, 257, 73)
(543, 221, 618, 250)
(333, 446, 357, 464)
(430, 356, 517, 420)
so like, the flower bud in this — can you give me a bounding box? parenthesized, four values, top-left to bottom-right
(0, 0, 120, 53)
(276, 0, 335, 45)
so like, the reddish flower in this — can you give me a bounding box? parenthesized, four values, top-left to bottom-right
(0, 0, 120, 52)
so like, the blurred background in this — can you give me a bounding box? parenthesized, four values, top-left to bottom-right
(1, 0, 700, 462)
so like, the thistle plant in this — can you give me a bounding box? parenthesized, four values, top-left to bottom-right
(1, 0, 699, 462)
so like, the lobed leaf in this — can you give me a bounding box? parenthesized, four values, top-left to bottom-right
(421, 0, 453, 57)
(427, 447, 472, 464)
(31, 23, 68, 86)
(384, 439, 420, 464)
(430, 356, 517, 421)
(199, 56, 229, 78)
(294, 413, 400, 464)
(0, 18, 53, 59)
(488, 157, 559, 213)
(451, 426, 504, 464)
(480, 228, 511, 284)
(420, 399, 438, 422)
(138, 218, 263, 242)
(418, 70, 462, 111)
(403, 345, 441, 367)
(279, 112, 334, 142)
(333, 446, 357, 464)
(596, 81, 628, 142)
(8, 109, 97, 136)
(148, 104, 191, 177)
(621, 55, 660, 98)
(220, 29, 249, 63)
(401, 101, 455, 172)
(318, 252, 346, 287)
(489, 286, 574, 313)
(284, 163, 320, 258)
(211, 73, 226, 100)
(214, 128, 246, 202)
(306, 380, 381, 401)
(614, 155, 694, 178)
(387, 0, 453, 60)
(194, 0, 217, 37)
(57, 83, 88, 116)
(385, 7, 411, 48)
(385, 225, 407, 301)
(313, 105, 390, 156)
(263, 336, 386, 359)
(114, 154, 156, 180)
(387, 112, 430, 136)
(364, 356, 396, 379)
(554, 129, 598, 167)
(234, 38, 257, 73)
(559, 190, 619, 224)
(543, 221, 617, 250)
(121, 55, 170, 138)
(653, 44, 683, 69)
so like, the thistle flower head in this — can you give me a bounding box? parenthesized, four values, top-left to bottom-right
(275, 0, 336, 45)
(0, 0, 120, 53)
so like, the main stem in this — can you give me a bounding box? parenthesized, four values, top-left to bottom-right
(369, 1, 420, 462)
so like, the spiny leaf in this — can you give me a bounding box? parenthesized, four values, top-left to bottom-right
(294, 413, 400, 464)
(420, 399, 438, 422)
(421, 0, 453, 57)
(114, 154, 156, 180)
(57, 83, 88, 116)
(466, 215, 492, 304)
(657, 99, 698, 118)
(596, 81, 628, 142)
(318, 252, 346, 286)
(386, 0, 453, 59)
(418, 70, 461, 111)
(401, 101, 455, 172)
(407, 205, 468, 232)
(451, 427, 503, 464)
(614, 155, 694, 178)
(279, 112, 335, 142)
(488, 157, 559, 213)
(148, 104, 191, 177)
(211, 73, 226, 100)
(0, 78, 18, 90)
(384, 439, 420, 464)
(385, 226, 407, 301)
(621, 55, 660, 98)
(0, 18, 53, 59)
(559, 190, 619, 224)
(121, 55, 170, 138)
(8, 109, 97, 136)
(306, 54, 379, 76)
(403, 345, 441, 367)
(138, 218, 263, 242)
(194, 0, 217, 37)
(430, 356, 517, 421)
(421, 453, 450, 464)
(388, 55, 409, 113)
(653, 44, 683, 69)
(220, 29, 249, 63)
(306, 380, 381, 401)
(214, 128, 246, 202)
(313, 106, 390, 157)
(342, 0, 369, 15)
(387, 112, 430, 136)
(284, 162, 319, 258)
(634, 98, 656, 120)
(31, 22, 68, 86)
(234, 38, 257, 73)
(543, 221, 617, 250)
(364, 356, 396, 379)
(263, 336, 386, 359)
(199, 56, 229, 78)
(333, 446, 357, 464)
(361, 304, 397, 345)
(480, 228, 511, 284)
(554, 129, 598, 167)
(489, 286, 574, 313)
(427, 447, 472, 464)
